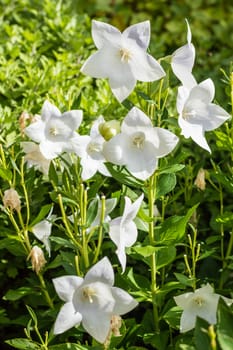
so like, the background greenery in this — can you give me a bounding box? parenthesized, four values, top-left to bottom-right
(0, 0, 233, 349)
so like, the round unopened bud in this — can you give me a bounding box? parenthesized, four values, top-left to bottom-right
(194, 168, 206, 191)
(3, 188, 21, 212)
(28, 246, 46, 274)
(99, 120, 121, 141)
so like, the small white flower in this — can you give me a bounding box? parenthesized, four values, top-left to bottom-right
(32, 208, 55, 256)
(81, 20, 165, 102)
(177, 78, 230, 152)
(174, 283, 233, 332)
(103, 107, 179, 180)
(72, 116, 111, 180)
(171, 19, 197, 90)
(109, 194, 144, 273)
(21, 141, 51, 175)
(52, 257, 138, 343)
(25, 100, 83, 159)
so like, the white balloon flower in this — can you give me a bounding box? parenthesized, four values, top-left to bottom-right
(81, 20, 165, 102)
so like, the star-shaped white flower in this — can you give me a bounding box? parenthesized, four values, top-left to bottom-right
(72, 116, 111, 180)
(81, 20, 165, 102)
(171, 19, 197, 90)
(108, 194, 144, 273)
(103, 107, 179, 180)
(174, 283, 233, 332)
(25, 100, 83, 159)
(177, 78, 230, 152)
(21, 141, 51, 175)
(52, 257, 138, 343)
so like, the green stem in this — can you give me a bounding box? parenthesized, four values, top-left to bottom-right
(37, 272, 54, 309)
(79, 184, 89, 268)
(93, 195, 106, 263)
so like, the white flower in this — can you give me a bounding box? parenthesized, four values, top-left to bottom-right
(72, 116, 111, 180)
(25, 100, 83, 159)
(90, 196, 117, 228)
(81, 20, 165, 102)
(21, 141, 51, 175)
(171, 19, 197, 90)
(52, 257, 138, 343)
(103, 107, 179, 180)
(177, 78, 230, 152)
(174, 283, 233, 332)
(108, 194, 144, 273)
(32, 208, 55, 256)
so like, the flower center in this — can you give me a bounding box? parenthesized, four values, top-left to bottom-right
(132, 132, 145, 149)
(119, 48, 132, 62)
(49, 127, 59, 136)
(193, 296, 205, 307)
(82, 286, 96, 304)
(182, 108, 196, 120)
(87, 141, 102, 155)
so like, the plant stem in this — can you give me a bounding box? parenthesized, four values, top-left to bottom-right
(93, 195, 106, 263)
(37, 272, 54, 309)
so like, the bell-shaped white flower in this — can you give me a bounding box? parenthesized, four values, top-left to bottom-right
(174, 283, 233, 332)
(177, 78, 230, 152)
(52, 257, 138, 343)
(81, 20, 165, 102)
(171, 19, 196, 90)
(103, 107, 179, 180)
(72, 116, 111, 180)
(108, 194, 144, 272)
(21, 141, 51, 175)
(25, 100, 83, 159)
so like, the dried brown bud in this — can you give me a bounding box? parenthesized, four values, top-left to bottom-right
(19, 111, 31, 136)
(194, 168, 206, 191)
(103, 315, 122, 348)
(28, 246, 46, 274)
(3, 188, 21, 212)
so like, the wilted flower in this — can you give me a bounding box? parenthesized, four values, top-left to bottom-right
(52, 257, 138, 343)
(19, 111, 31, 136)
(32, 208, 55, 256)
(103, 107, 179, 180)
(177, 78, 230, 152)
(174, 283, 233, 332)
(81, 20, 165, 102)
(108, 194, 144, 272)
(194, 168, 206, 191)
(3, 188, 21, 212)
(25, 100, 83, 159)
(72, 116, 111, 180)
(28, 245, 47, 274)
(21, 141, 51, 175)
(171, 19, 196, 90)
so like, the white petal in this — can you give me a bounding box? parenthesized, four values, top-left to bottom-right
(130, 52, 165, 82)
(185, 19, 192, 44)
(180, 308, 197, 332)
(53, 302, 82, 334)
(109, 217, 122, 247)
(123, 20, 150, 50)
(39, 140, 63, 159)
(176, 86, 190, 115)
(62, 110, 83, 130)
(188, 78, 215, 104)
(200, 103, 230, 131)
(178, 116, 211, 152)
(81, 158, 98, 180)
(90, 116, 105, 138)
(82, 308, 111, 343)
(103, 133, 129, 165)
(91, 20, 121, 49)
(116, 243, 127, 272)
(97, 162, 111, 177)
(32, 220, 52, 256)
(85, 257, 114, 286)
(111, 286, 138, 315)
(41, 100, 61, 122)
(25, 120, 45, 143)
(122, 221, 138, 248)
(72, 135, 91, 157)
(174, 291, 194, 309)
(121, 194, 144, 225)
(122, 107, 152, 134)
(53, 276, 83, 302)
(152, 128, 179, 157)
(109, 69, 136, 102)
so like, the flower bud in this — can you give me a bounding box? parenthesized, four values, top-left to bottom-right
(3, 188, 21, 212)
(194, 168, 206, 191)
(28, 246, 46, 274)
(99, 120, 121, 141)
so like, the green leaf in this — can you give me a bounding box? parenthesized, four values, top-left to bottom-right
(5, 338, 40, 349)
(156, 173, 176, 198)
(106, 164, 144, 188)
(217, 298, 233, 350)
(156, 203, 199, 245)
(86, 197, 98, 227)
(3, 287, 34, 301)
(30, 204, 53, 227)
(0, 167, 12, 181)
(194, 317, 212, 350)
(174, 273, 195, 287)
(159, 164, 185, 175)
(163, 306, 182, 329)
(133, 245, 157, 257)
(49, 345, 101, 350)
(155, 246, 176, 269)
(48, 160, 58, 185)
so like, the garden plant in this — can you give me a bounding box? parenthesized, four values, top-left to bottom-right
(0, 1, 233, 349)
